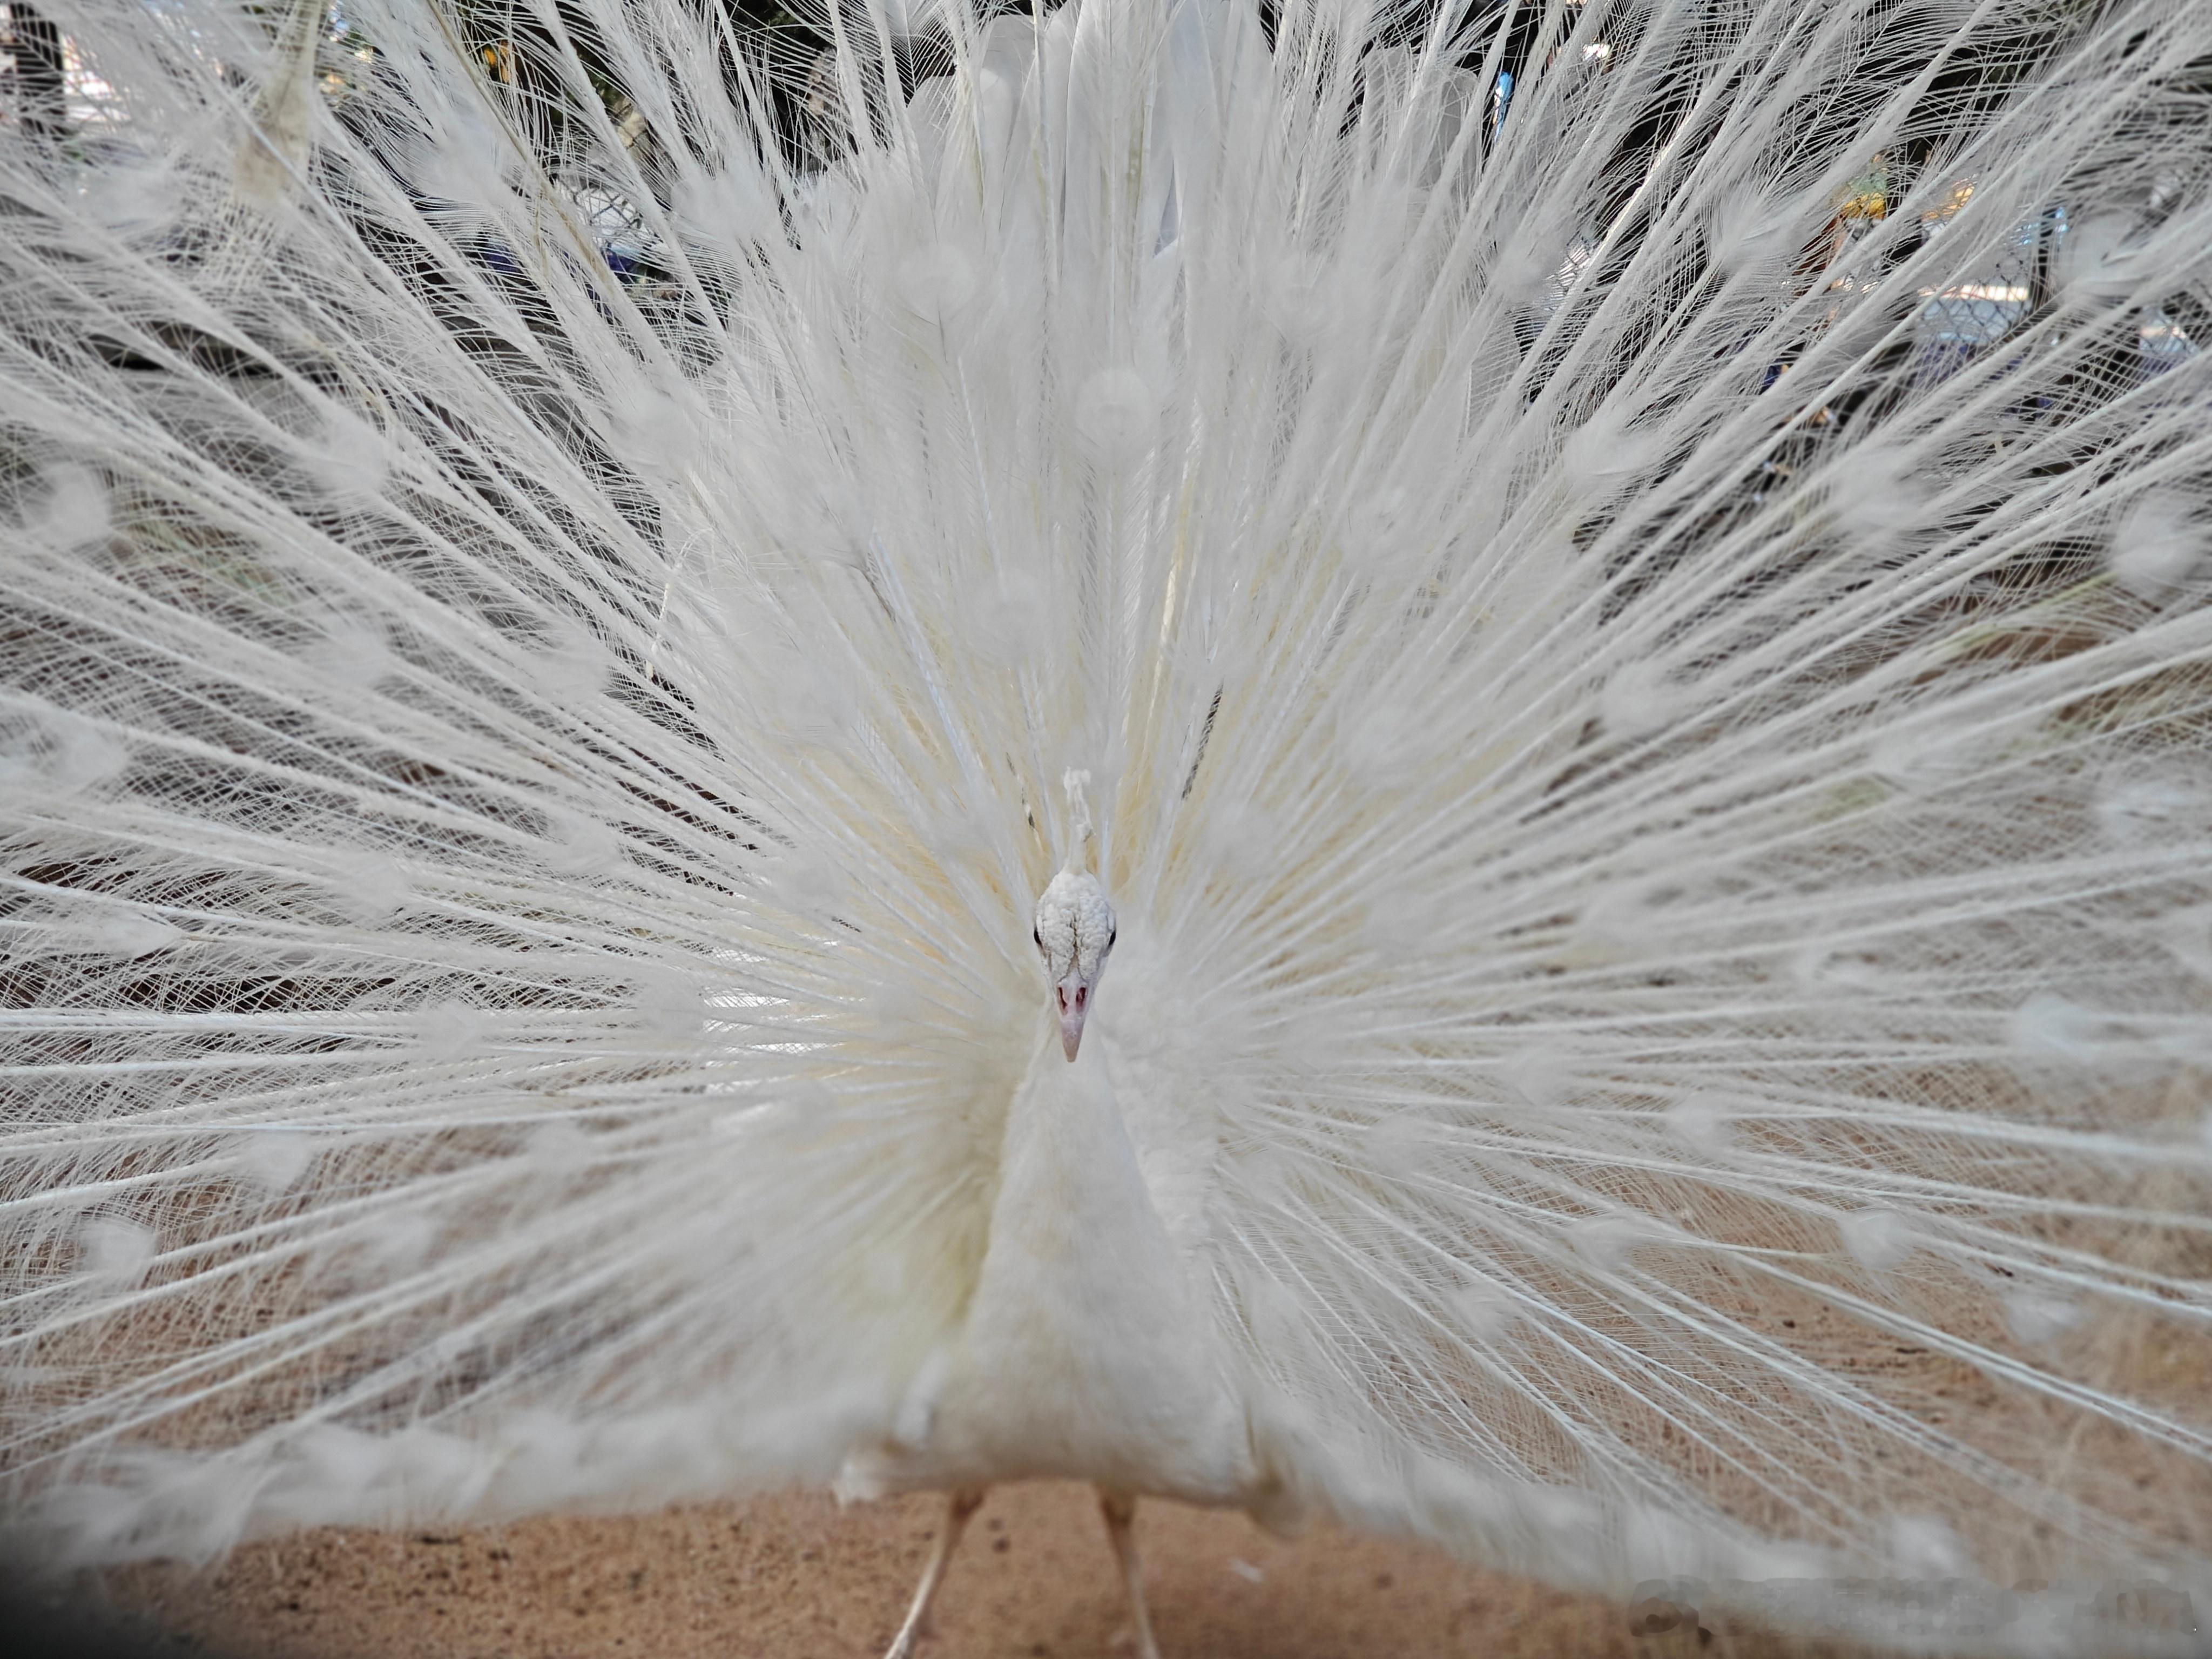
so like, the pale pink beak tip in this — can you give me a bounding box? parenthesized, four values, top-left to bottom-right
(1056, 978, 1089, 1061)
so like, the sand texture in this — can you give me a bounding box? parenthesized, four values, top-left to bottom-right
(103, 1481, 1859, 1659)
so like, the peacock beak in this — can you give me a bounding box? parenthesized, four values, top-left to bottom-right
(1055, 974, 1091, 1061)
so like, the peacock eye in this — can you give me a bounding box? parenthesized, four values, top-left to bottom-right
(1033, 927, 1043, 949)
(1107, 927, 1116, 949)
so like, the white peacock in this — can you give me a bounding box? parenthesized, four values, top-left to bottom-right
(2, 1, 2209, 1655)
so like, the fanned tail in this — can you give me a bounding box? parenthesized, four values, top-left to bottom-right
(0, 2, 2207, 1645)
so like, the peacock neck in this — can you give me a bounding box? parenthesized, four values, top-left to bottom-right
(925, 1031, 1250, 1500)
(981, 1031, 1157, 1279)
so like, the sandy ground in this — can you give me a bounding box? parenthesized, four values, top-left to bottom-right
(96, 1481, 1859, 1659)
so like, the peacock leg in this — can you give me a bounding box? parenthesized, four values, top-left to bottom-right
(1097, 1487, 1163, 1659)
(880, 1485, 986, 1659)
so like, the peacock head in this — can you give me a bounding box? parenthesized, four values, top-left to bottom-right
(1032, 869, 1116, 1061)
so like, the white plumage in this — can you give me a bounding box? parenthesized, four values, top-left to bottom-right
(3, 0, 2211, 1651)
